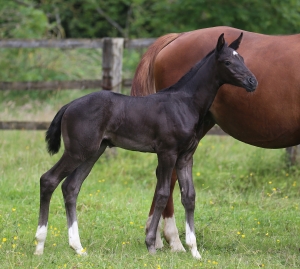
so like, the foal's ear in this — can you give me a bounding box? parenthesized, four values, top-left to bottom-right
(216, 33, 225, 53)
(229, 32, 243, 50)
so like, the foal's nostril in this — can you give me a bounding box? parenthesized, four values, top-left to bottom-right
(248, 77, 256, 85)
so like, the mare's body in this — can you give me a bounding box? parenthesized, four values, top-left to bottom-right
(34, 34, 256, 259)
(132, 26, 300, 148)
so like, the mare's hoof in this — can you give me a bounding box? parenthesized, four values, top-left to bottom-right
(155, 237, 164, 249)
(170, 240, 186, 252)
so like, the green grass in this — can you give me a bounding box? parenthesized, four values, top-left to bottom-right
(1, 129, 300, 268)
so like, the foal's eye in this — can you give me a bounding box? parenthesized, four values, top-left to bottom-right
(224, 61, 231, 66)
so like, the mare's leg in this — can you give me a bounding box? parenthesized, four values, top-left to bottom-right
(176, 155, 201, 259)
(34, 153, 82, 255)
(162, 170, 185, 252)
(145, 154, 176, 254)
(62, 143, 107, 255)
(146, 171, 185, 251)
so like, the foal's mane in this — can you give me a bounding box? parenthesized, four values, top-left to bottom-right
(160, 48, 217, 93)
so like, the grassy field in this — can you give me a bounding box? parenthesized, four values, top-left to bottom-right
(1, 89, 300, 268)
(1, 129, 300, 268)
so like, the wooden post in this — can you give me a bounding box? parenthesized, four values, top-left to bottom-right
(286, 145, 300, 165)
(102, 38, 124, 92)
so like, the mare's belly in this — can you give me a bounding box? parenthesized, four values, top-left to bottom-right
(210, 86, 300, 149)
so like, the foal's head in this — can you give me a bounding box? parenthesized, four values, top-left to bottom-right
(215, 33, 257, 92)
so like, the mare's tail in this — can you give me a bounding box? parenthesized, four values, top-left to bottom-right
(45, 104, 70, 155)
(131, 33, 180, 96)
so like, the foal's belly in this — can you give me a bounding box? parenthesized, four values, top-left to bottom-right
(104, 132, 156, 153)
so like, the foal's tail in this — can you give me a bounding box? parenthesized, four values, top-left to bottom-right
(45, 103, 70, 155)
(130, 33, 180, 96)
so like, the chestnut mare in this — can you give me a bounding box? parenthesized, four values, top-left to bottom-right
(34, 33, 257, 259)
(131, 26, 300, 252)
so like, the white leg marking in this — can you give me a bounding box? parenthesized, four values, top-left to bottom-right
(34, 224, 48, 255)
(164, 216, 186, 252)
(186, 222, 201, 259)
(69, 221, 86, 255)
(146, 215, 164, 249)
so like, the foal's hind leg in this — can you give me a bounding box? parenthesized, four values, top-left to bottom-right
(176, 155, 201, 259)
(34, 153, 82, 255)
(62, 143, 107, 255)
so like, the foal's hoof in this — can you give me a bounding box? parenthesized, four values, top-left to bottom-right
(147, 245, 156, 255)
(75, 248, 88, 256)
(34, 249, 44, 255)
(34, 245, 44, 255)
(191, 249, 201, 260)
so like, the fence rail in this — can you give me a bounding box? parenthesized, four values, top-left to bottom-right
(0, 79, 132, 91)
(0, 38, 156, 49)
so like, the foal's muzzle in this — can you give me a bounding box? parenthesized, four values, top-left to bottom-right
(243, 76, 258, 92)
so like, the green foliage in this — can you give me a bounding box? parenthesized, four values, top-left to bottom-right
(31, 0, 132, 38)
(0, 0, 291, 40)
(141, 0, 300, 36)
(0, 0, 48, 38)
(30, 0, 300, 38)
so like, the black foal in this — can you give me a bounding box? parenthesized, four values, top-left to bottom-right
(34, 33, 257, 258)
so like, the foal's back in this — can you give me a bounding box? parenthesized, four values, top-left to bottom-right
(61, 90, 195, 153)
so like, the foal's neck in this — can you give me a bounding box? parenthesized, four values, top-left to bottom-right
(184, 55, 221, 111)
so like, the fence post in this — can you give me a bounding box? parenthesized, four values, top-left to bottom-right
(102, 38, 124, 92)
(286, 145, 300, 165)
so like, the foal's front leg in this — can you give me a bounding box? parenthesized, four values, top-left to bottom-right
(176, 156, 201, 259)
(145, 154, 176, 254)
